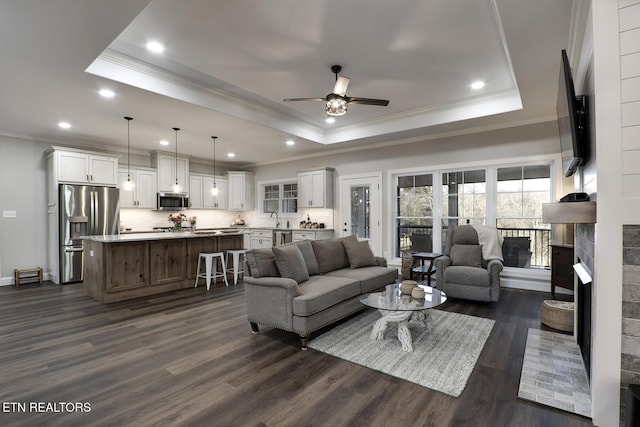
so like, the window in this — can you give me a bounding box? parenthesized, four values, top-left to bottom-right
(496, 165, 551, 268)
(396, 174, 433, 256)
(261, 182, 298, 214)
(393, 163, 553, 269)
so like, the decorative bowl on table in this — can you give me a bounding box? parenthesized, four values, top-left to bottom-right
(411, 287, 425, 299)
(400, 280, 418, 295)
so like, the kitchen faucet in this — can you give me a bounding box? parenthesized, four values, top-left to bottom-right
(270, 211, 280, 228)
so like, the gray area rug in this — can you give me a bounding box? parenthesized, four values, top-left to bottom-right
(518, 328, 591, 417)
(308, 308, 495, 397)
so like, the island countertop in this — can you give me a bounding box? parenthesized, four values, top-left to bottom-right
(84, 230, 245, 243)
(83, 232, 243, 303)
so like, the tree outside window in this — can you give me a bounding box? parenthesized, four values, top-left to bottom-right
(496, 165, 551, 268)
(396, 174, 433, 256)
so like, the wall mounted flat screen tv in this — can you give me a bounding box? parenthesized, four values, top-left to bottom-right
(557, 49, 588, 178)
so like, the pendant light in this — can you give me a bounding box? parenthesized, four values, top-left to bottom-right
(121, 116, 135, 191)
(211, 136, 219, 196)
(172, 127, 182, 193)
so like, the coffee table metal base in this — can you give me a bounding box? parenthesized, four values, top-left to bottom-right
(370, 309, 432, 352)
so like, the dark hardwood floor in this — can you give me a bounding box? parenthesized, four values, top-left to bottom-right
(0, 281, 592, 427)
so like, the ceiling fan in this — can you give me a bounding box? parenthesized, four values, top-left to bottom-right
(283, 65, 389, 117)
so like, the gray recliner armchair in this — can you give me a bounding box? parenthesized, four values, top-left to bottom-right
(434, 225, 503, 302)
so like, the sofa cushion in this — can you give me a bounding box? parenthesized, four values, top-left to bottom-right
(444, 265, 490, 286)
(272, 244, 309, 284)
(245, 248, 279, 278)
(292, 275, 361, 316)
(343, 240, 377, 268)
(312, 235, 357, 274)
(450, 244, 482, 267)
(327, 266, 398, 294)
(294, 240, 319, 276)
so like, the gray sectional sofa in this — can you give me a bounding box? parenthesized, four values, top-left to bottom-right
(243, 235, 398, 349)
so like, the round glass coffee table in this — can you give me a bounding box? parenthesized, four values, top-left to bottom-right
(359, 283, 447, 351)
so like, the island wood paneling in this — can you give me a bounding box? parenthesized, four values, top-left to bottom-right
(185, 237, 217, 280)
(83, 234, 243, 303)
(105, 241, 148, 292)
(149, 239, 187, 286)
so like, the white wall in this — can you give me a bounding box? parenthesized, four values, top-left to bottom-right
(0, 136, 51, 283)
(0, 121, 561, 285)
(253, 120, 562, 253)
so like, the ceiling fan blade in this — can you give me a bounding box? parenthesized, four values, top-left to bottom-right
(332, 76, 350, 97)
(283, 97, 326, 102)
(345, 97, 389, 106)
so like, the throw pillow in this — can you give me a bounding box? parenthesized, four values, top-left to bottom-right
(343, 240, 377, 269)
(312, 235, 357, 274)
(450, 244, 483, 267)
(272, 244, 310, 284)
(245, 248, 280, 277)
(294, 240, 320, 276)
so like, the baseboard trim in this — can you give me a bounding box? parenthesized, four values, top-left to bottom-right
(0, 272, 53, 287)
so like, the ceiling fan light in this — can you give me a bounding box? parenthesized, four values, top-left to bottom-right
(326, 95, 347, 116)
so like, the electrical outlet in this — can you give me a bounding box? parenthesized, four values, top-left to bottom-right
(89, 250, 94, 257)
(2, 210, 16, 218)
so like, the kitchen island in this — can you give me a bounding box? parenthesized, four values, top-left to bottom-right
(82, 231, 244, 303)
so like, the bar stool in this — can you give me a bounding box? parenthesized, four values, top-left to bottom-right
(195, 252, 228, 290)
(226, 249, 247, 285)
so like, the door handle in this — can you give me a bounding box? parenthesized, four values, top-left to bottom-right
(64, 247, 84, 252)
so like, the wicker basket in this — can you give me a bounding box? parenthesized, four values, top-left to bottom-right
(541, 300, 574, 332)
(401, 251, 417, 279)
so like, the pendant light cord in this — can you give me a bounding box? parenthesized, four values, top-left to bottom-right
(124, 116, 133, 180)
(211, 136, 218, 186)
(173, 127, 180, 188)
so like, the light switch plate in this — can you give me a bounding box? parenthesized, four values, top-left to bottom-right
(2, 210, 16, 218)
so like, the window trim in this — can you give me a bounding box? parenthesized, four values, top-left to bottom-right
(257, 178, 299, 217)
(387, 155, 560, 265)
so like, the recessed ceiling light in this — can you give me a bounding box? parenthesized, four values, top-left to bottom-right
(159, 140, 170, 146)
(227, 153, 236, 158)
(471, 80, 485, 90)
(286, 140, 295, 146)
(146, 41, 164, 53)
(99, 89, 115, 98)
(326, 117, 336, 124)
(58, 121, 71, 129)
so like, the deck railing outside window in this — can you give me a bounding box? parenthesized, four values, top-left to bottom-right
(397, 225, 551, 268)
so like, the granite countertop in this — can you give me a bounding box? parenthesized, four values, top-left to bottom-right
(248, 228, 334, 231)
(84, 230, 245, 243)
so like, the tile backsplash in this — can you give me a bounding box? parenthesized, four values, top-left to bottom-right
(119, 208, 335, 231)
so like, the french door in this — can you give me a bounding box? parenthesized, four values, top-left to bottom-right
(339, 173, 382, 255)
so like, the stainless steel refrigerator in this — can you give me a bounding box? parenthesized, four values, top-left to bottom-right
(59, 184, 119, 284)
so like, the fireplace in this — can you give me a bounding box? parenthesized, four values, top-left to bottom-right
(576, 260, 592, 380)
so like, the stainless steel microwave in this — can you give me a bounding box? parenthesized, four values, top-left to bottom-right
(157, 192, 189, 211)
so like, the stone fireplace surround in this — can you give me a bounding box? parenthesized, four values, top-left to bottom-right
(621, 225, 640, 422)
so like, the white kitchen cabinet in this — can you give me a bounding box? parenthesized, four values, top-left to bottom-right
(189, 175, 204, 208)
(55, 150, 118, 185)
(189, 175, 228, 209)
(204, 177, 227, 209)
(228, 171, 255, 211)
(250, 229, 273, 249)
(45, 146, 119, 285)
(151, 152, 189, 193)
(292, 229, 334, 242)
(118, 168, 157, 208)
(298, 168, 334, 208)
